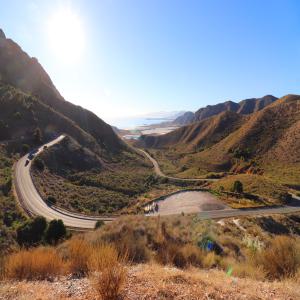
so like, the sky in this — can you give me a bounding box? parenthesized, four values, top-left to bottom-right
(1, 0, 300, 124)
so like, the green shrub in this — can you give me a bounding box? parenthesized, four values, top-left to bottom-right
(33, 127, 43, 144)
(145, 174, 159, 187)
(232, 180, 243, 193)
(17, 216, 47, 247)
(2, 177, 12, 196)
(21, 144, 30, 154)
(3, 212, 14, 227)
(219, 186, 225, 192)
(13, 111, 21, 119)
(33, 157, 45, 171)
(233, 147, 251, 160)
(47, 196, 57, 205)
(95, 220, 105, 229)
(279, 192, 292, 203)
(45, 219, 67, 244)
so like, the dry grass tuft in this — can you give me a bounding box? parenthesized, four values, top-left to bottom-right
(155, 242, 204, 269)
(4, 247, 64, 280)
(155, 242, 184, 268)
(94, 263, 127, 300)
(65, 238, 92, 277)
(88, 243, 120, 272)
(202, 252, 220, 269)
(180, 244, 203, 267)
(113, 226, 149, 263)
(258, 235, 300, 279)
(89, 244, 128, 300)
(220, 257, 266, 280)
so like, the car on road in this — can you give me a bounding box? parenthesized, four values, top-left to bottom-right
(43, 145, 48, 150)
(28, 148, 39, 160)
(25, 159, 30, 166)
(28, 153, 35, 160)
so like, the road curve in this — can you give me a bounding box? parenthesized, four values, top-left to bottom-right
(13, 135, 114, 229)
(13, 136, 300, 230)
(137, 149, 217, 182)
(139, 149, 300, 217)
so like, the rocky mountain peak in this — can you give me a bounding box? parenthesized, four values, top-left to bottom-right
(0, 29, 6, 39)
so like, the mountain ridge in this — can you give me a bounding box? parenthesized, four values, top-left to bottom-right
(0, 30, 126, 156)
(138, 94, 300, 183)
(172, 95, 278, 125)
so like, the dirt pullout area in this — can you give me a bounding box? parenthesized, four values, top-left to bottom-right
(152, 191, 228, 216)
(1, 264, 299, 300)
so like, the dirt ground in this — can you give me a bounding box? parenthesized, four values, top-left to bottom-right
(150, 191, 228, 216)
(1, 264, 299, 300)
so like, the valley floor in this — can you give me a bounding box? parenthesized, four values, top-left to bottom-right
(1, 264, 299, 300)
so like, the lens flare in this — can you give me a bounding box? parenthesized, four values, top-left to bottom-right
(47, 7, 85, 62)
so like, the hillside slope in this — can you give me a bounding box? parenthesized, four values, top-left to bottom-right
(172, 95, 277, 125)
(199, 94, 300, 166)
(139, 111, 246, 151)
(172, 111, 195, 125)
(0, 83, 105, 157)
(0, 30, 125, 156)
(1, 213, 300, 299)
(0, 29, 161, 221)
(141, 95, 300, 184)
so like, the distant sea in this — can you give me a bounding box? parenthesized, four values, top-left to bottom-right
(110, 117, 171, 130)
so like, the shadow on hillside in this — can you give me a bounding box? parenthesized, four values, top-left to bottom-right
(286, 195, 300, 207)
(258, 216, 290, 234)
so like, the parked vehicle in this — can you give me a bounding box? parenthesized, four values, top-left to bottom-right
(25, 160, 30, 166)
(28, 148, 39, 160)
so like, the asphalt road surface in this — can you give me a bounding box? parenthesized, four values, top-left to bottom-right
(139, 149, 300, 217)
(13, 136, 300, 229)
(13, 135, 113, 229)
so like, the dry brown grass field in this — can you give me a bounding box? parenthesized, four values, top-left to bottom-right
(1, 264, 300, 300)
(1, 213, 299, 299)
(0, 214, 300, 299)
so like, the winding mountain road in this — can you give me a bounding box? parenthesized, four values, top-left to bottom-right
(13, 135, 300, 229)
(137, 149, 217, 182)
(138, 149, 300, 217)
(13, 135, 114, 229)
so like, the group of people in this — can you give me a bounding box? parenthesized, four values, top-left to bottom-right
(144, 202, 159, 214)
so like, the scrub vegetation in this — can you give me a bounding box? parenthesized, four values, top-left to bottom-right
(31, 136, 203, 215)
(1, 213, 300, 299)
(0, 146, 25, 254)
(140, 96, 300, 195)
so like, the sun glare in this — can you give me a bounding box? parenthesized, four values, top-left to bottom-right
(47, 8, 85, 63)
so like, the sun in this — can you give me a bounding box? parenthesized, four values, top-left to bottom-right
(47, 8, 85, 63)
